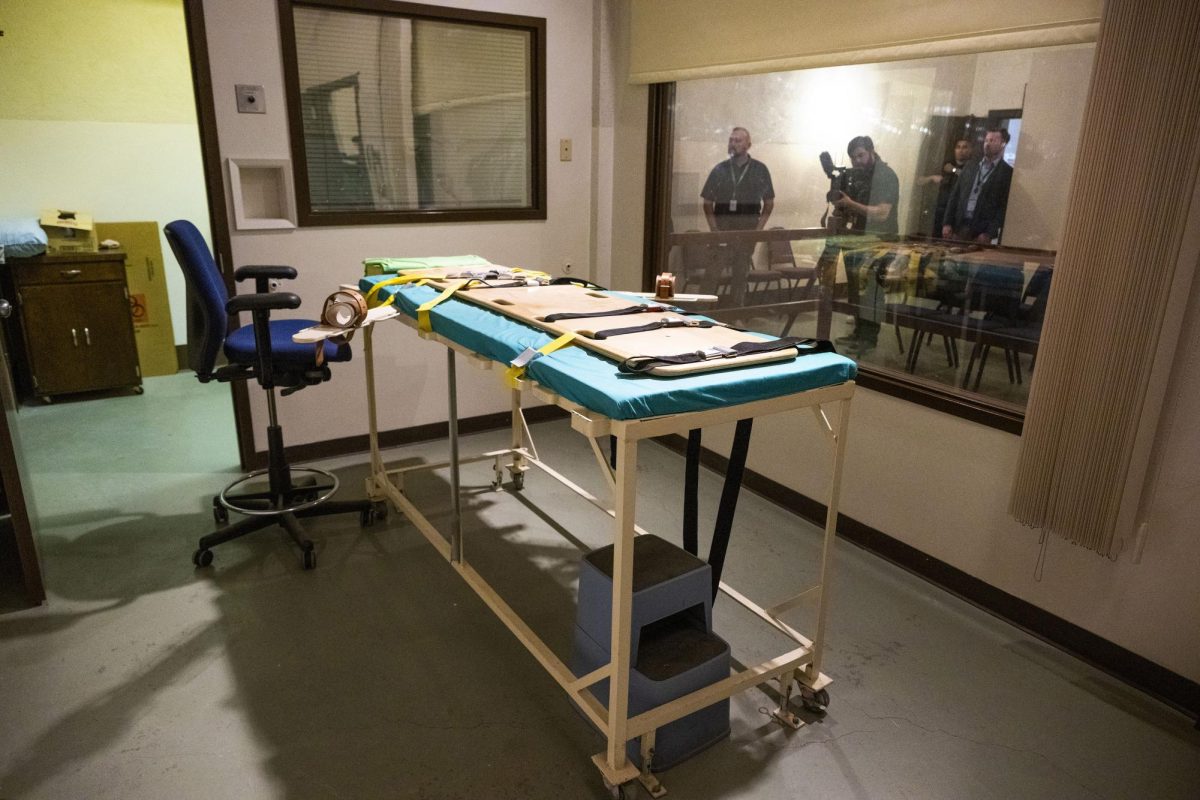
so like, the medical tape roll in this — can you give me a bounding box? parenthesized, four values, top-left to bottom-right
(321, 289, 368, 329)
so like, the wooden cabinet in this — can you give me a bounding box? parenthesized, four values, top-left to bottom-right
(6, 252, 142, 401)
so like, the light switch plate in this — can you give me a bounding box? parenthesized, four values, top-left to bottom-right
(559, 138, 572, 161)
(235, 84, 266, 114)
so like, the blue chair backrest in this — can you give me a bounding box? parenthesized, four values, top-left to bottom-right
(164, 220, 229, 379)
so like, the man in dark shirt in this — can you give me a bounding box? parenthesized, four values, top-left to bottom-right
(827, 135, 900, 355)
(922, 137, 972, 237)
(700, 127, 774, 306)
(942, 127, 1013, 244)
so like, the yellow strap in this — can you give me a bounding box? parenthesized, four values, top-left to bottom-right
(504, 332, 577, 389)
(508, 267, 551, 281)
(363, 276, 413, 308)
(416, 279, 468, 333)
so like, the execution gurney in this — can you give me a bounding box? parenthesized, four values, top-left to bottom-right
(298, 261, 857, 796)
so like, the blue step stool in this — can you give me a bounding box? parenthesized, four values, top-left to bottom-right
(571, 534, 730, 771)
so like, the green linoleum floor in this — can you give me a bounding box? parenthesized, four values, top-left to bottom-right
(15, 372, 239, 478)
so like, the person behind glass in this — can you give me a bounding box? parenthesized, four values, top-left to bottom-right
(919, 137, 972, 237)
(700, 126, 774, 306)
(942, 127, 1013, 244)
(829, 135, 899, 356)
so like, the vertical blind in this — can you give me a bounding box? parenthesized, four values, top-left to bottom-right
(1009, 0, 1200, 557)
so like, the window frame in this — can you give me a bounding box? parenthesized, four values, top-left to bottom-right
(277, 0, 547, 227)
(641, 83, 1038, 434)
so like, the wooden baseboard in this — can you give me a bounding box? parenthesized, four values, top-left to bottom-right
(653, 432, 1200, 724)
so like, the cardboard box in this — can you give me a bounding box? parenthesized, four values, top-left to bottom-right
(95, 221, 179, 377)
(39, 209, 98, 254)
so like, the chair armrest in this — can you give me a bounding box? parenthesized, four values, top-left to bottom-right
(235, 265, 298, 281)
(226, 292, 301, 314)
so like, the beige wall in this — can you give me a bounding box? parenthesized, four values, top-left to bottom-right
(1001, 46, 1094, 250)
(0, 0, 195, 123)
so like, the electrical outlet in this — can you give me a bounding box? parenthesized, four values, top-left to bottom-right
(559, 138, 572, 161)
(236, 84, 266, 114)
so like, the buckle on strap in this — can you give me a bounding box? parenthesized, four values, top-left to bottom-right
(509, 346, 541, 369)
(660, 316, 705, 329)
(699, 345, 738, 360)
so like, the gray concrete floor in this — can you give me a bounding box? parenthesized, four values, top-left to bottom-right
(1, 374, 1197, 799)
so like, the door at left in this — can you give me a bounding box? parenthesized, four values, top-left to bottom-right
(0, 293, 45, 607)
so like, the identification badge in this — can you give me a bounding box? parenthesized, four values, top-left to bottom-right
(728, 200, 738, 212)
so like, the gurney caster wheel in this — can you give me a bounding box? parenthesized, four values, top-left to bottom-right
(360, 501, 388, 526)
(603, 779, 632, 800)
(212, 497, 229, 525)
(800, 687, 830, 714)
(511, 471, 525, 491)
(193, 548, 213, 568)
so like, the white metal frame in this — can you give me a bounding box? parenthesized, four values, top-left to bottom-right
(360, 313, 854, 796)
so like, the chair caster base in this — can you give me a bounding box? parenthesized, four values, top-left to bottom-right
(193, 548, 214, 568)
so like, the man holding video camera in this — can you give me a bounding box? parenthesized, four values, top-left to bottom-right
(700, 126, 775, 306)
(825, 135, 899, 355)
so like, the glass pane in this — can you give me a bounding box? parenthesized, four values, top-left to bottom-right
(664, 45, 1092, 410)
(291, 5, 535, 217)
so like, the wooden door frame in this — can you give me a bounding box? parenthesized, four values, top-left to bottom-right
(181, 0, 256, 470)
(0, 396, 43, 605)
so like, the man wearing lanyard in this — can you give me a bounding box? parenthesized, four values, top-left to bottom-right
(700, 127, 775, 306)
(942, 127, 1014, 244)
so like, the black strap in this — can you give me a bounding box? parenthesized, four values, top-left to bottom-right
(618, 336, 834, 374)
(708, 419, 753, 600)
(550, 276, 608, 290)
(467, 278, 540, 289)
(683, 429, 701, 556)
(543, 303, 674, 323)
(591, 317, 718, 340)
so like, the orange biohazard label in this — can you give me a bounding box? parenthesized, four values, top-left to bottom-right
(129, 293, 149, 325)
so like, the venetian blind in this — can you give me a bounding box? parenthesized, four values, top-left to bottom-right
(290, 5, 532, 213)
(1009, 0, 1200, 558)
(412, 20, 532, 209)
(629, 0, 1102, 83)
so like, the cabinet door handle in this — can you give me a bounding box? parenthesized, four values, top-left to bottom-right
(59, 269, 83, 279)
(71, 327, 79, 347)
(84, 327, 92, 346)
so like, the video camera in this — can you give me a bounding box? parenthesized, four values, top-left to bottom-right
(819, 151, 869, 205)
(819, 151, 870, 231)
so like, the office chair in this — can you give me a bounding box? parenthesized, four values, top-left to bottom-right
(164, 220, 382, 570)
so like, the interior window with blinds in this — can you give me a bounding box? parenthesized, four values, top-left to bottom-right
(280, 1, 545, 225)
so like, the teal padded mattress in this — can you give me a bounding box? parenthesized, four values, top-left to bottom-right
(361, 275, 856, 421)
